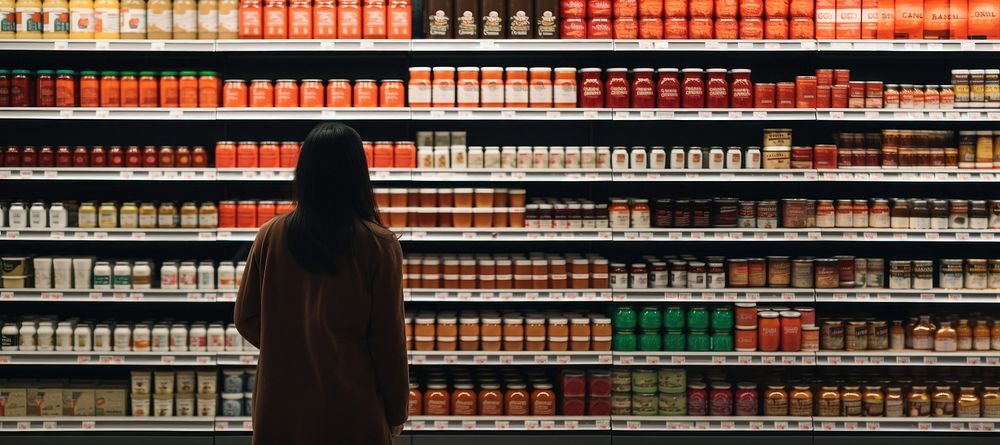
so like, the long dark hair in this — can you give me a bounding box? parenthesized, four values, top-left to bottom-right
(286, 122, 382, 274)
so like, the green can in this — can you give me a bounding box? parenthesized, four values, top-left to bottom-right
(611, 368, 632, 393)
(711, 307, 734, 330)
(614, 306, 637, 330)
(613, 330, 637, 351)
(664, 306, 685, 330)
(631, 392, 659, 416)
(658, 392, 687, 416)
(631, 369, 658, 393)
(611, 392, 632, 415)
(687, 330, 710, 351)
(711, 331, 734, 351)
(663, 330, 686, 351)
(638, 306, 662, 331)
(639, 331, 662, 351)
(687, 307, 710, 330)
(657, 368, 686, 393)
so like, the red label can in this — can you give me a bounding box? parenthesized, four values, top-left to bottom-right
(816, 85, 831, 108)
(764, 17, 788, 38)
(791, 146, 813, 169)
(795, 76, 816, 108)
(776, 82, 795, 108)
(813, 144, 837, 168)
(830, 85, 848, 108)
(833, 69, 850, 86)
(665, 17, 688, 38)
(754, 83, 775, 108)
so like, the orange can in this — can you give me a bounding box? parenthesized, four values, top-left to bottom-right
(457, 67, 480, 108)
(338, 0, 362, 38)
(716, 0, 738, 17)
(795, 76, 817, 108)
(237, 141, 260, 168)
(223, 80, 248, 107)
(300, 79, 324, 107)
(791, 0, 813, 15)
(249, 80, 274, 107)
(313, 0, 337, 37)
(504, 67, 528, 108)
(379, 79, 405, 107)
(259, 141, 281, 168)
(279, 141, 300, 168)
(354, 80, 379, 107)
(736, 326, 758, 351)
(639, 0, 663, 15)
(237, 201, 258, 228)
(198, 71, 220, 108)
(327, 79, 352, 107)
(764, 0, 789, 16)
(275, 80, 299, 107)
(363, 0, 387, 38)
(257, 201, 277, 226)
(219, 201, 238, 228)
(363, 141, 374, 167)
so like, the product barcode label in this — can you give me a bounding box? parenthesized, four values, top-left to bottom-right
(712, 356, 726, 364)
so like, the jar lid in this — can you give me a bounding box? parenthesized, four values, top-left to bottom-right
(759, 311, 780, 318)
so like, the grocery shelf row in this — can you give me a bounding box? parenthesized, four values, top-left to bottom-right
(3, 39, 1000, 53)
(4, 228, 996, 242)
(1, 416, 997, 433)
(3, 108, 1000, 121)
(2, 351, 998, 367)
(4, 168, 999, 183)
(4, 288, 998, 304)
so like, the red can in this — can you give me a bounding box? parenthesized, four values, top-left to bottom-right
(776, 82, 795, 108)
(833, 69, 850, 86)
(56, 146, 72, 167)
(791, 146, 813, 169)
(279, 141, 300, 168)
(237, 141, 260, 168)
(656, 68, 680, 108)
(561, 18, 587, 38)
(816, 85, 831, 108)
(665, 17, 688, 39)
(815, 69, 833, 86)
(215, 141, 237, 168)
(74, 146, 91, 167)
(754, 83, 775, 108)
(257, 201, 277, 226)
(813, 144, 837, 168)
(639, 17, 663, 39)
(795, 76, 816, 108)
(795, 307, 815, 327)
(219, 201, 238, 228)
(831, 85, 848, 108)
(735, 302, 757, 328)
(736, 326, 757, 351)
(631, 69, 655, 108)
(848, 81, 866, 98)
(237, 201, 258, 228)
(865, 81, 883, 99)
(37, 147, 54, 167)
(735, 383, 758, 416)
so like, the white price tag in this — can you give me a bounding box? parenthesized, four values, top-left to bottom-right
(473, 355, 487, 364)
(738, 356, 752, 365)
(556, 355, 570, 364)
(494, 420, 509, 430)
(161, 356, 175, 364)
(784, 232, 799, 240)
(499, 355, 514, 364)
(410, 355, 426, 364)
(619, 356, 635, 365)
(443, 355, 458, 364)
(712, 356, 727, 364)
(753, 111, 768, 119)
(17, 422, 30, 431)
(626, 421, 641, 430)
(598, 355, 612, 364)
(826, 355, 842, 365)
(761, 355, 777, 364)
(433, 421, 448, 430)
(81, 421, 96, 430)
(534, 355, 549, 364)
(844, 422, 858, 431)
(923, 356, 938, 364)
(239, 356, 255, 364)
(728, 111, 743, 119)
(462, 420, 476, 430)
(698, 111, 712, 119)
(645, 355, 660, 364)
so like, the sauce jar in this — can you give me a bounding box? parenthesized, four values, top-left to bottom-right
(681, 68, 705, 108)
(705, 69, 729, 108)
(736, 382, 759, 416)
(656, 68, 680, 108)
(605, 68, 630, 108)
(249, 80, 274, 107)
(579, 68, 605, 108)
(631, 68, 655, 108)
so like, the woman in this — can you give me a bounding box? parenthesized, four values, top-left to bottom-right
(235, 122, 408, 445)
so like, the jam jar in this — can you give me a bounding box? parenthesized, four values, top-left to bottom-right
(706, 69, 729, 108)
(657, 68, 680, 108)
(606, 68, 630, 108)
(681, 68, 705, 108)
(631, 68, 655, 108)
(579, 68, 605, 108)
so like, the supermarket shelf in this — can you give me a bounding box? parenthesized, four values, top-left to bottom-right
(611, 108, 815, 121)
(614, 352, 817, 366)
(817, 108, 1000, 121)
(0, 168, 216, 181)
(405, 289, 613, 302)
(613, 169, 815, 182)
(214, 229, 258, 242)
(408, 351, 612, 366)
(410, 108, 611, 120)
(816, 351, 1000, 366)
(612, 288, 814, 303)
(612, 228, 998, 242)
(407, 416, 612, 431)
(816, 39, 1000, 52)
(0, 416, 217, 432)
(409, 169, 612, 182)
(814, 169, 1000, 182)
(214, 169, 294, 181)
(411, 39, 615, 52)
(811, 417, 999, 432)
(613, 40, 816, 51)
(0, 39, 216, 52)
(614, 416, 814, 432)
(214, 107, 411, 120)
(815, 289, 1000, 303)
(0, 288, 229, 302)
(0, 107, 214, 120)
(216, 352, 260, 366)
(0, 351, 217, 365)
(214, 39, 411, 52)
(0, 228, 216, 241)
(407, 228, 612, 242)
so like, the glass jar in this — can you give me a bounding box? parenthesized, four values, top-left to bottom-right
(956, 387, 980, 418)
(932, 385, 955, 417)
(863, 385, 884, 417)
(730, 69, 753, 108)
(631, 68, 655, 108)
(763, 385, 788, 416)
(817, 386, 841, 416)
(681, 68, 705, 108)
(605, 68, 630, 108)
(789, 385, 813, 416)
(579, 68, 605, 108)
(908, 386, 931, 417)
(706, 69, 729, 108)
(656, 68, 680, 108)
(885, 386, 904, 417)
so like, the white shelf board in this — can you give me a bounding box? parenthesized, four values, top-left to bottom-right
(0, 416, 217, 432)
(614, 351, 816, 366)
(410, 169, 611, 182)
(0, 39, 215, 51)
(407, 228, 611, 242)
(0, 228, 216, 241)
(0, 351, 217, 365)
(410, 108, 610, 120)
(816, 39, 1000, 52)
(0, 107, 214, 120)
(214, 107, 411, 120)
(214, 169, 294, 181)
(611, 108, 815, 120)
(816, 351, 1000, 366)
(612, 288, 814, 303)
(408, 351, 612, 366)
(815, 169, 999, 182)
(411, 39, 614, 51)
(613, 169, 814, 182)
(817, 108, 1000, 121)
(407, 416, 611, 431)
(614, 39, 815, 51)
(0, 288, 228, 302)
(815, 289, 1000, 303)
(405, 289, 613, 303)
(0, 168, 216, 181)
(612, 228, 998, 242)
(214, 39, 411, 51)
(614, 416, 814, 432)
(811, 417, 999, 432)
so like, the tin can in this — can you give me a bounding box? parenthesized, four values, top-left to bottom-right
(853, 258, 867, 287)
(831, 85, 848, 108)
(738, 200, 757, 228)
(795, 76, 817, 108)
(728, 259, 749, 287)
(659, 392, 687, 415)
(867, 321, 889, 350)
(834, 255, 855, 287)
(865, 258, 885, 287)
(801, 325, 819, 351)
(888, 260, 912, 289)
(766, 256, 791, 287)
(735, 303, 757, 327)
(791, 258, 814, 288)
(631, 369, 658, 394)
(776, 82, 795, 108)
(631, 392, 657, 415)
(821, 320, 844, 350)
(781, 199, 809, 228)
(912, 260, 933, 290)
(611, 368, 633, 393)
(815, 259, 839, 288)
(833, 69, 850, 86)
(966, 259, 987, 289)
(845, 321, 868, 351)
(735, 325, 757, 351)
(611, 392, 632, 415)
(757, 200, 778, 228)
(755, 83, 775, 108)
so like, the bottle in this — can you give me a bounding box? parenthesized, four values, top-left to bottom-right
(197, 261, 215, 289)
(687, 146, 704, 169)
(48, 202, 67, 228)
(42, 0, 70, 38)
(169, 323, 187, 351)
(217, 261, 236, 289)
(934, 321, 957, 352)
(55, 321, 73, 351)
(467, 146, 484, 168)
(0, 0, 16, 38)
(160, 261, 179, 289)
(113, 323, 131, 351)
(225, 323, 242, 351)
(132, 323, 151, 351)
(29, 202, 47, 228)
(973, 320, 991, 351)
(73, 323, 92, 351)
(93, 0, 119, 38)
(725, 147, 742, 169)
(171, 0, 194, 38)
(19, 321, 37, 351)
(218, 0, 237, 37)
(93, 261, 112, 289)
(36, 321, 54, 351)
(145, 0, 170, 38)
(7, 202, 26, 228)
(179, 261, 197, 289)
(197, 0, 217, 38)
(708, 147, 725, 169)
(744, 146, 762, 169)
(119, 0, 145, 37)
(93, 324, 111, 351)
(955, 319, 972, 350)
(890, 320, 905, 350)
(112, 261, 132, 289)
(15, 0, 44, 38)
(911, 315, 934, 350)
(236, 261, 246, 287)
(132, 261, 151, 289)
(649, 147, 666, 169)
(69, 0, 94, 37)
(151, 324, 169, 352)
(188, 323, 207, 352)
(207, 323, 225, 351)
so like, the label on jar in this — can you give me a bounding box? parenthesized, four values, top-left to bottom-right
(408, 84, 431, 105)
(609, 210, 630, 229)
(629, 272, 648, 289)
(70, 8, 96, 32)
(505, 83, 528, 105)
(554, 84, 576, 105)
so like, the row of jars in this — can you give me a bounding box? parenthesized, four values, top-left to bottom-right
(0, 318, 256, 353)
(613, 368, 1000, 417)
(402, 253, 610, 290)
(819, 315, 1000, 352)
(2, 256, 244, 291)
(409, 368, 610, 417)
(951, 70, 1000, 108)
(1, 145, 211, 169)
(406, 310, 612, 352)
(0, 200, 295, 230)
(831, 130, 1000, 170)
(0, 69, 222, 108)
(222, 78, 405, 108)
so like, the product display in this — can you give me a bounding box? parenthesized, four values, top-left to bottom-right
(0, 70, 220, 108)
(0, 317, 251, 352)
(0, 256, 244, 290)
(403, 253, 609, 289)
(406, 310, 612, 351)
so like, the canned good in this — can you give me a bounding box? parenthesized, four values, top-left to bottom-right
(801, 326, 820, 351)
(965, 259, 987, 289)
(735, 326, 758, 351)
(611, 392, 632, 415)
(781, 199, 809, 228)
(738, 201, 757, 228)
(631, 392, 658, 416)
(845, 321, 868, 351)
(658, 368, 686, 393)
(728, 259, 749, 287)
(821, 320, 844, 350)
(867, 321, 889, 350)
(865, 258, 885, 287)
(631, 369, 658, 394)
(611, 369, 632, 393)
(757, 200, 778, 228)
(791, 258, 814, 288)
(834, 255, 855, 287)
(815, 259, 839, 288)
(658, 392, 687, 415)
(988, 259, 1000, 288)
(912, 260, 933, 290)
(767, 256, 791, 287)
(763, 128, 793, 147)
(711, 331, 734, 351)
(853, 258, 867, 288)
(889, 260, 912, 289)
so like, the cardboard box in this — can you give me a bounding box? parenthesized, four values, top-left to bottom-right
(817, 0, 838, 37)
(837, 0, 863, 37)
(95, 386, 127, 416)
(33, 387, 64, 417)
(895, 0, 925, 38)
(950, 0, 969, 38)
(862, 0, 880, 37)
(968, 0, 999, 39)
(878, 0, 896, 37)
(63, 387, 96, 416)
(0, 387, 28, 417)
(924, 0, 952, 37)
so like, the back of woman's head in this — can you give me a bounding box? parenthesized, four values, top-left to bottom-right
(286, 122, 382, 274)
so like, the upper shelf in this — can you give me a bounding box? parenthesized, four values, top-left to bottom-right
(2, 39, 1000, 53)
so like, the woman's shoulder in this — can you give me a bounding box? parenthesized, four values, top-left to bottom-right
(358, 220, 398, 242)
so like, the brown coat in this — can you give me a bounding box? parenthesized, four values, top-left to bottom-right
(235, 214, 409, 445)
